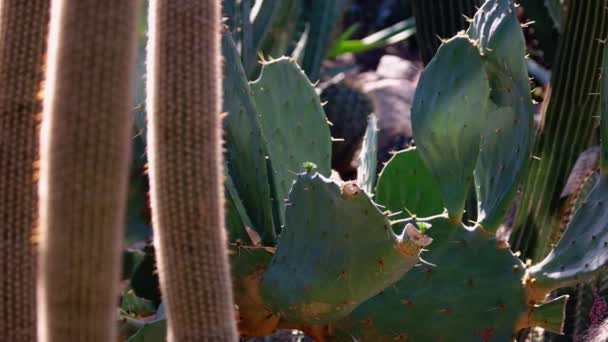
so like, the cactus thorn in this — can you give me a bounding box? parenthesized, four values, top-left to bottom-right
(521, 21, 535, 28)
(438, 308, 452, 315)
(497, 240, 510, 249)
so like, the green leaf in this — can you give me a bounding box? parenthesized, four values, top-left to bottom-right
(328, 18, 416, 58)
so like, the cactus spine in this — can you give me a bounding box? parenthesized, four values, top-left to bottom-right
(146, 0, 238, 341)
(0, 1, 49, 340)
(37, 1, 139, 341)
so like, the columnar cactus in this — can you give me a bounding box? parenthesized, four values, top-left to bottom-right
(412, 0, 482, 64)
(37, 1, 140, 341)
(0, 1, 49, 341)
(146, 0, 238, 340)
(512, 0, 608, 261)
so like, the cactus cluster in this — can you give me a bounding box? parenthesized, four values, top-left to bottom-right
(319, 80, 374, 178)
(125, 0, 608, 340)
(227, 0, 608, 340)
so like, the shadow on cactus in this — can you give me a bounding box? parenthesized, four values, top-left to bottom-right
(125, 0, 608, 340)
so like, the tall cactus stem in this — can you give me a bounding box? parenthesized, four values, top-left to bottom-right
(0, 1, 49, 341)
(512, 0, 608, 260)
(37, 1, 140, 341)
(412, 0, 482, 64)
(147, 0, 239, 341)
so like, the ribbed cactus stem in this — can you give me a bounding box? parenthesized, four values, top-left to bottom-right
(512, 0, 608, 260)
(37, 1, 139, 341)
(0, 1, 49, 341)
(412, 0, 482, 64)
(147, 0, 238, 341)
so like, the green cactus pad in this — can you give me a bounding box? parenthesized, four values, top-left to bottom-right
(524, 295, 569, 335)
(411, 35, 490, 222)
(342, 218, 527, 341)
(357, 114, 378, 195)
(467, 0, 535, 231)
(250, 57, 332, 227)
(375, 148, 443, 220)
(222, 32, 277, 245)
(528, 176, 608, 291)
(345, 144, 531, 341)
(225, 171, 255, 244)
(261, 172, 430, 324)
(127, 320, 166, 342)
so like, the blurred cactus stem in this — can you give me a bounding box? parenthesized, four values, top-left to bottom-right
(146, 0, 239, 341)
(37, 1, 140, 341)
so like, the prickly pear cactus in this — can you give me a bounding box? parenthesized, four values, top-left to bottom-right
(126, 1, 608, 341)
(262, 170, 430, 324)
(411, 34, 490, 223)
(222, 32, 277, 244)
(250, 56, 332, 228)
(339, 151, 530, 341)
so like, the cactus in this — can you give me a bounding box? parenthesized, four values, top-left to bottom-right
(262, 171, 430, 324)
(124, 0, 608, 340)
(320, 80, 374, 179)
(411, 34, 490, 223)
(357, 114, 378, 194)
(512, 0, 608, 262)
(250, 56, 332, 228)
(412, 0, 482, 64)
(298, 0, 345, 81)
(0, 1, 49, 341)
(222, 32, 277, 244)
(146, 0, 238, 340)
(37, 1, 139, 341)
(0, 0, 50, 342)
